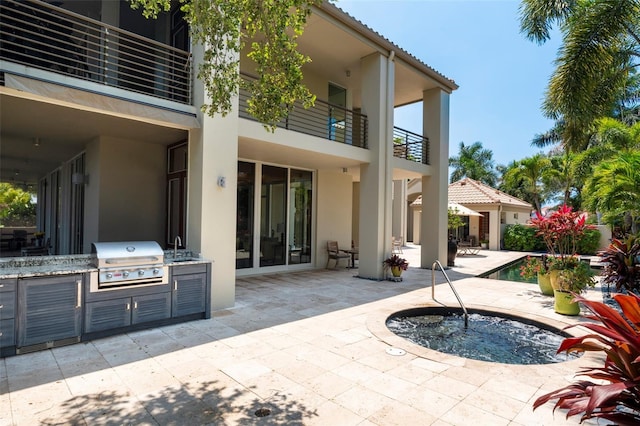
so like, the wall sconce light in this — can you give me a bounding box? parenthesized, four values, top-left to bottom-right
(346, 70, 351, 78)
(33, 137, 41, 147)
(72, 172, 89, 185)
(217, 176, 226, 188)
(342, 168, 348, 173)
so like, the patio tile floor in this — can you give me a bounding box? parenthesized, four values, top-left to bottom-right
(1, 245, 606, 425)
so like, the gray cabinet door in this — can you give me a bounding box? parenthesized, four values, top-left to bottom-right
(18, 275, 83, 347)
(0, 318, 15, 347)
(131, 293, 171, 324)
(84, 297, 131, 333)
(171, 273, 206, 317)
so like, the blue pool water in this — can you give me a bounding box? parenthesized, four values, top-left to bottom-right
(387, 307, 580, 365)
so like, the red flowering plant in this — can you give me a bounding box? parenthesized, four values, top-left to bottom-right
(530, 205, 594, 270)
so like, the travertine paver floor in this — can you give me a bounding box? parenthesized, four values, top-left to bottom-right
(1, 246, 608, 425)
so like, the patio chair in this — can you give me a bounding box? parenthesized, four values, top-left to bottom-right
(326, 240, 350, 269)
(391, 236, 403, 254)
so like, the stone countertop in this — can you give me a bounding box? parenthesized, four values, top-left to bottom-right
(0, 251, 211, 279)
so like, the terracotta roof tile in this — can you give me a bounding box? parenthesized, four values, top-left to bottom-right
(448, 178, 532, 208)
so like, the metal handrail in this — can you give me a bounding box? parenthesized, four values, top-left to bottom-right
(431, 260, 468, 327)
(0, 0, 192, 104)
(393, 126, 429, 165)
(239, 73, 368, 148)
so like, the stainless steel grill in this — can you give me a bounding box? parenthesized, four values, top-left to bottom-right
(91, 241, 167, 289)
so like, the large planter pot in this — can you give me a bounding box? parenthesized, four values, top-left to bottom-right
(537, 272, 554, 296)
(549, 269, 561, 291)
(390, 266, 403, 277)
(554, 290, 581, 315)
(447, 240, 457, 267)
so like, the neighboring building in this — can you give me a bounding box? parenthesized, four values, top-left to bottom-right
(0, 0, 457, 310)
(409, 178, 533, 250)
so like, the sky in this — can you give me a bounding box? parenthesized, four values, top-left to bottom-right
(336, 0, 563, 168)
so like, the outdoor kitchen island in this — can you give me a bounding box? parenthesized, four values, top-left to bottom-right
(0, 249, 212, 358)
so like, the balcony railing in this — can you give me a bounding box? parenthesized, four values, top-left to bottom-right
(0, 0, 192, 104)
(239, 74, 368, 148)
(393, 126, 430, 165)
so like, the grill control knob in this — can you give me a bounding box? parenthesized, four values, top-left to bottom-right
(153, 268, 160, 275)
(123, 271, 129, 278)
(106, 273, 113, 279)
(138, 270, 145, 276)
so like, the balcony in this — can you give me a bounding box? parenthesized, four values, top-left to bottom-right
(393, 127, 429, 165)
(239, 74, 368, 148)
(0, 0, 192, 104)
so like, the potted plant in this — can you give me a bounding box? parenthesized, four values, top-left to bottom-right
(383, 254, 409, 278)
(530, 205, 595, 314)
(533, 293, 640, 423)
(480, 239, 489, 249)
(447, 208, 464, 266)
(519, 255, 553, 295)
(553, 258, 595, 315)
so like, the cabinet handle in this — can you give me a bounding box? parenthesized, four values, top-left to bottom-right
(126, 303, 130, 310)
(0, 305, 3, 309)
(0, 284, 3, 288)
(76, 280, 82, 308)
(174, 280, 178, 291)
(0, 332, 2, 337)
(134, 301, 138, 309)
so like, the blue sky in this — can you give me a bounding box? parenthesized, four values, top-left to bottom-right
(337, 0, 563, 168)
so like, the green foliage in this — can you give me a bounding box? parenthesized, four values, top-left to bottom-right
(503, 224, 544, 252)
(129, 0, 319, 130)
(447, 208, 465, 232)
(0, 183, 36, 226)
(520, 0, 640, 151)
(533, 293, 640, 424)
(556, 260, 595, 293)
(519, 255, 548, 279)
(448, 141, 498, 186)
(575, 228, 601, 255)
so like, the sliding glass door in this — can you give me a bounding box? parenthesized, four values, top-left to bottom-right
(236, 162, 313, 270)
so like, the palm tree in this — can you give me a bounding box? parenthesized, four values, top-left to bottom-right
(448, 141, 498, 186)
(500, 155, 550, 213)
(584, 151, 640, 232)
(519, 0, 640, 151)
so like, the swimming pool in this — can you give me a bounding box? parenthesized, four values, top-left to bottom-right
(481, 255, 599, 284)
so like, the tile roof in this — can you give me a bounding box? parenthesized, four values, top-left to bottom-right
(448, 178, 532, 208)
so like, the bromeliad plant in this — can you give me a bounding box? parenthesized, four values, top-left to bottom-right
(383, 254, 409, 271)
(533, 293, 640, 424)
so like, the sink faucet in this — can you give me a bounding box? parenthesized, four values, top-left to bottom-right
(174, 236, 182, 258)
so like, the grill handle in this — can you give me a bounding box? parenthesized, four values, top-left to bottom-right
(76, 280, 82, 308)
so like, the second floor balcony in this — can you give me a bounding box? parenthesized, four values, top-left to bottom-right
(0, 0, 192, 105)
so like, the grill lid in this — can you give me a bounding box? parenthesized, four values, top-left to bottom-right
(91, 241, 164, 268)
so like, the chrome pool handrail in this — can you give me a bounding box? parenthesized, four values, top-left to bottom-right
(431, 260, 469, 327)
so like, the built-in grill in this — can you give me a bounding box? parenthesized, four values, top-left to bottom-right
(91, 241, 167, 290)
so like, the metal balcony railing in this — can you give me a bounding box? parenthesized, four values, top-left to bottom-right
(0, 0, 192, 104)
(239, 74, 368, 148)
(393, 126, 430, 165)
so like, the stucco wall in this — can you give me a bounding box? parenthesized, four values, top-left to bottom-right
(316, 170, 352, 267)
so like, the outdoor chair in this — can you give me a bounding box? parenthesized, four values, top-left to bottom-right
(391, 236, 403, 254)
(326, 240, 350, 269)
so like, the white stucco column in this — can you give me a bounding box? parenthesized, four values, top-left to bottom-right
(358, 52, 393, 279)
(188, 45, 238, 310)
(392, 180, 407, 242)
(421, 88, 450, 267)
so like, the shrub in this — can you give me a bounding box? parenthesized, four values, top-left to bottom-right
(503, 224, 543, 251)
(576, 228, 601, 255)
(599, 235, 640, 293)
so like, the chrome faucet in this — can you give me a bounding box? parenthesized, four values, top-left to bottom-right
(174, 236, 182, 259)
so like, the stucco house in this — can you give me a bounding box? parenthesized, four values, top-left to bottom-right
(0, 0, 457, 311)
(409, 178, 533, 250)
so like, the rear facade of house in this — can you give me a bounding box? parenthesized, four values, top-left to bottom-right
(0, 0, 457, 310)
